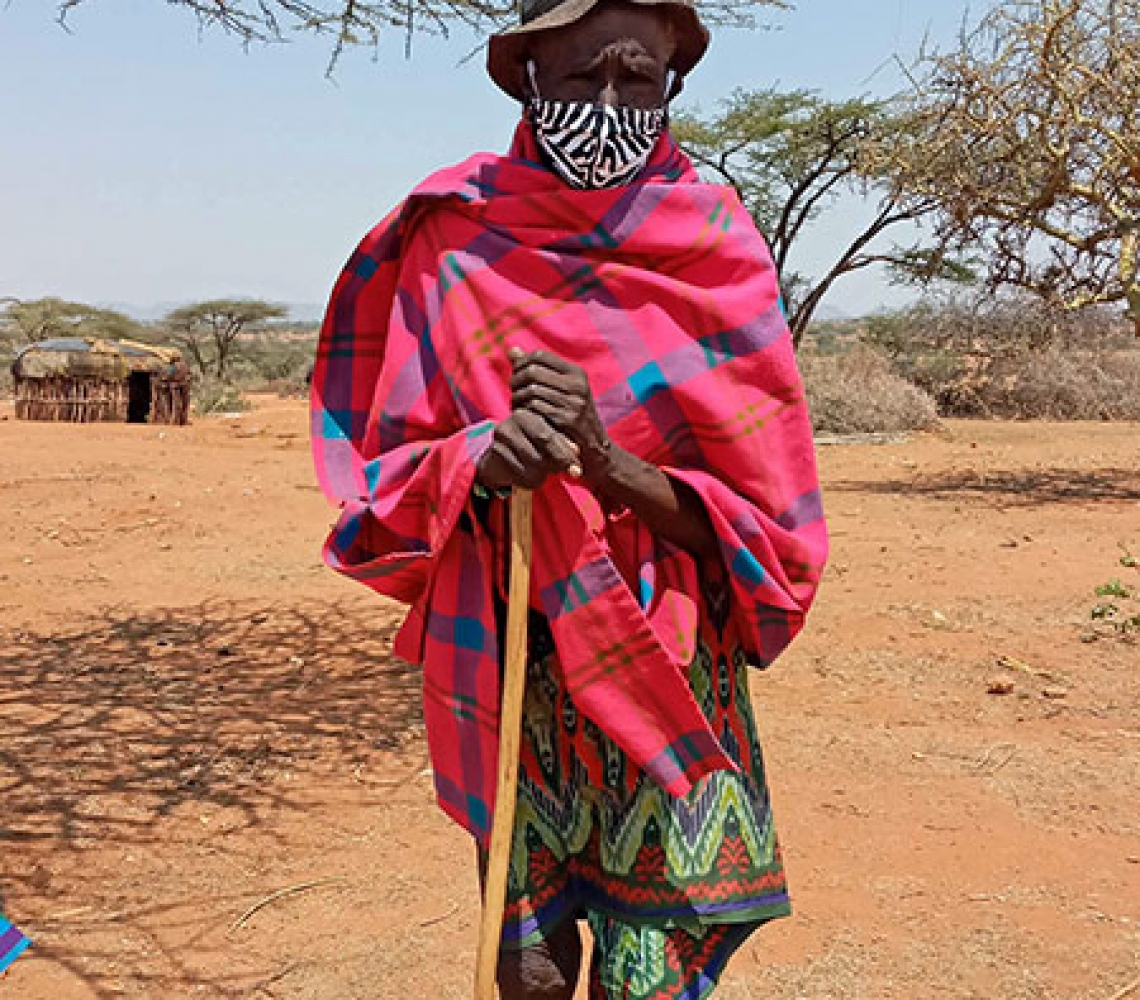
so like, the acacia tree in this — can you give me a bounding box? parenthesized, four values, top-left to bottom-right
(164, 299, 287, 379)
(54, 0, 787, 67)
(673, 90, 967, 345)
(901, 0, 1140, 337)
(0, 297, 145, 345)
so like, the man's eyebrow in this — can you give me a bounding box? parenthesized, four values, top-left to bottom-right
(578, 43, 656, 73)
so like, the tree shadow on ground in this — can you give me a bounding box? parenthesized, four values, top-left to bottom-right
(828, 466, 1140, 507)
(0, 597, 420, 997)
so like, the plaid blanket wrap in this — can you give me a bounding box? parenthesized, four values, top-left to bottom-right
(311, 123, 828, 843)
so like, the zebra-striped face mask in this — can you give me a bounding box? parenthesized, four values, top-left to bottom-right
(527, 61, 670, 190)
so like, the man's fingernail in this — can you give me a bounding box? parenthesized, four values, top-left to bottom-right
(567, 464, 583, 479)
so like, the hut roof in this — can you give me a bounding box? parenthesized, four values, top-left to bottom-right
(12, 338, 187, 381)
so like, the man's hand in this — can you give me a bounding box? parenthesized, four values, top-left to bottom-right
(476, 407, 581, 491)
(478, 347, 718, 556)
(477, 347, 608, 491)
(507, 347, 613, 485)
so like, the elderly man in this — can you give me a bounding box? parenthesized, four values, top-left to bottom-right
(311, 1, 828, 996)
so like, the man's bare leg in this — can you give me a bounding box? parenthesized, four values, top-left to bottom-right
(496, 917, 582, 1000)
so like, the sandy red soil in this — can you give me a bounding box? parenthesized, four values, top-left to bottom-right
(1, 395, 1138, 999)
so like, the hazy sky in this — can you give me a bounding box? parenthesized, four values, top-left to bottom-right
(0, 0, 985, 319)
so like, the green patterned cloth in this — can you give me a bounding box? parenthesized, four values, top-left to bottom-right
(498, 581, 791, 998)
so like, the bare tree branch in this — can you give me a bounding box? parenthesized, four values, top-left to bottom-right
(673, 89, 957, 344)
(899, 0, 1140, 335)
(53, 0, 790, 69)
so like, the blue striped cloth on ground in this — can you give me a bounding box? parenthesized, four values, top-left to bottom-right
(0, 915, 30, 975)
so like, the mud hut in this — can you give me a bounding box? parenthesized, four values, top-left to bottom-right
(12, 338, 190, 425)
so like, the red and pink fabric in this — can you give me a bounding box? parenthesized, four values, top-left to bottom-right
(311, 123, 829, 843)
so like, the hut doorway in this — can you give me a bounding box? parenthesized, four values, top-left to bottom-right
(127, 372, 153, 423)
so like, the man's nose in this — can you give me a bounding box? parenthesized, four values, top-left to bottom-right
(596, 44, 629, 106)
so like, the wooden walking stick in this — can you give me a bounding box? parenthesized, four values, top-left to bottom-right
(474, 487, 534, 1000)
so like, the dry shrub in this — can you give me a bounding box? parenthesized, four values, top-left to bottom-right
(256, 376, 311, 399)
(0, 335, 19, 397)
(238, 333, 316, 397)
(193, 378, 250, 416)
(801, 345, 941, 435)
(863, 297, 1140, 419)
(986, 349, 1140, 420)
(0, 355, 14, 398)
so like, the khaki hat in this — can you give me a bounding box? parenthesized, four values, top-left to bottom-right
(487, 0, 710, 102)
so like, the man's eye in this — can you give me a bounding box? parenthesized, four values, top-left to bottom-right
(627, 75, 657, 87)
(622, 77, 659, 95)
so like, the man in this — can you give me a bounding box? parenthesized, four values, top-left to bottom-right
(311, 1, 828, 996)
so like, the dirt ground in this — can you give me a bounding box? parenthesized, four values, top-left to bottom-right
(1, 395, 1138, 999)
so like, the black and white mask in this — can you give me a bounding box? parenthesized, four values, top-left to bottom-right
(527, 60, 670, 190)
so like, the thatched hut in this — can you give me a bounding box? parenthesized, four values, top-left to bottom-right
(12, 338, 190, 425)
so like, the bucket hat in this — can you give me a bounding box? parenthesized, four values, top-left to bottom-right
(487, 0, 710, 102)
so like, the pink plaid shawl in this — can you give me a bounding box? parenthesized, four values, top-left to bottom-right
(311, 123, 828, 842)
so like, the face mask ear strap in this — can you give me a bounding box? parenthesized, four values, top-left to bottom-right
(526, 59, 541, 101)
(664, 67, 684, 103)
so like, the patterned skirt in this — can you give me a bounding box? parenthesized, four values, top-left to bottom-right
(498, 584, 791, 999)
